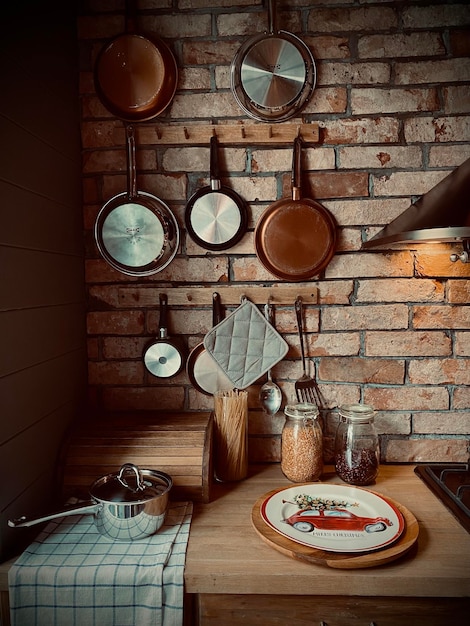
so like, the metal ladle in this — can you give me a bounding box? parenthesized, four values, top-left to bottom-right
(259, 302, 282, 416)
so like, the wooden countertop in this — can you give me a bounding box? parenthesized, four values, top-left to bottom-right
(184, 463, 470, 598)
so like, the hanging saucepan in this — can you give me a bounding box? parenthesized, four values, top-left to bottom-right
(186, 292, 234, 395)
(94, 0, 178, 121)
(144, 293, 186, 378)
(230, 0, 316, 122)
(8, 463, 172, 541)
(254, 136, 337, 281)
(185, 135, 248, 250)
(94, 125, 180, 276)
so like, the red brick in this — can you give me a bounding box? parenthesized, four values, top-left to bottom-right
(327, 252, 414, 279)
(319, 357, 405, 384)
(102, 386, 186, 411)
(454, 386, 470, 409)
(409, 358, 470, 385)
(307, 6, 397, 32)
(384, 438, 468, 463)
(365, 331, 451, 357)
(413, 305, 470, 329)
(87, 311, 145, 335)
(102, 337, 149, 360)
(321, 117, 400, 144)
(414, 412, 470, 435)
(404, 115, 470, 143)
(322, 304, 408, 331)
(356, 279, 445, 303)
(358, 33, 445, 58)
(448, 280, 470, 303)
(364, 386, 449, 411)
(88, 361, 144, 385)
(282, 171, 369, 200)
(455, 332, 470, 356)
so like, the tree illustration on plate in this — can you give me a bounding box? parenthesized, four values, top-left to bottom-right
(282, 494, 359, 511)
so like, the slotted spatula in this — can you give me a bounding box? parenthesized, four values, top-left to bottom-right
(294, 296, 322, 407)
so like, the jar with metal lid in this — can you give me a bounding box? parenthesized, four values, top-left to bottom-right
(334, 403, 379, 486)
(281, 402, 323, 483)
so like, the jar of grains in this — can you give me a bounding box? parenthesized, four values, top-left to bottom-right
(334, 403, 379, 486)
(281, 402, 323, 483)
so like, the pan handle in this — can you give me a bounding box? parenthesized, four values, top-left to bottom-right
(295, 296, 308, 376)
(126, 124, 138, 200)
(159, 293, 169, 339)
(8, 501, 100, 528)
(291, 136, 302, 201)
(212, 292, 224, 326)
(209, 135, 221, 190)
(267, 0, 276, 35)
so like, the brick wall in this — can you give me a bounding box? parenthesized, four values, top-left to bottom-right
(79, 0, 470, 464)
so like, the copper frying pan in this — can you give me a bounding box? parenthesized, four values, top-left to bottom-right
(254, 137, 337, 281)
(94, 0, 178, 121)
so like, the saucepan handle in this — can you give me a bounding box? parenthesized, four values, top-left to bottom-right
(8, 501, 100, 528)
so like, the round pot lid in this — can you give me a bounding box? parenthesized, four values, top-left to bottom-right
(91, 464, 172, 503)
(95, 192, 180, 277)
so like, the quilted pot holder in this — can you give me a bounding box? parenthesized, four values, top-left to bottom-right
(203, 297, 289, 390)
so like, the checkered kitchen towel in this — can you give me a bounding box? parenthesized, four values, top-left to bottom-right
(8, 501, 192, 626)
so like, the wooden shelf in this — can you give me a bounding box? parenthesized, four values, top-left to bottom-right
(117, 122, 320, 146)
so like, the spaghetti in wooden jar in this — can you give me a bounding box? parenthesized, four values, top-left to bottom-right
(281, 402, 323, 482)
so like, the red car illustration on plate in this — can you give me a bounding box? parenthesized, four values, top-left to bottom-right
(284, 508, 393, 533)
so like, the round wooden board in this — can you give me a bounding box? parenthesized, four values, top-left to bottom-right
(251, 487, 419, 569)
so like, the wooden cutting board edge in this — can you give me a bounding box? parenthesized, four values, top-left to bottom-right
(251, 487, 419, 570)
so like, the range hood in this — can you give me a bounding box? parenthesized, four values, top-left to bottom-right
(362, 157, 470, 254)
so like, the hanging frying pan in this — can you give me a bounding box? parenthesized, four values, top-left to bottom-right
(254, 136, 337, 281)
(94, 0, 178, 122)
(185, 135, 248, 250)
(230, 0, 316, 123)
(144, 293, 185, 378)
(186, 292, 234, 395)
(94, 125, 180, 276)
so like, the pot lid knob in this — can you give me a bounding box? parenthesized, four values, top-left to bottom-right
(117, 463, 146, 493)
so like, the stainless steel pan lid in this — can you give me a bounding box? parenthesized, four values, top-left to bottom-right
(94, 125, 180, 276)
(254, 137, 336, 281)
(231, 0, 316, 122)
(185, 135, 248, 250)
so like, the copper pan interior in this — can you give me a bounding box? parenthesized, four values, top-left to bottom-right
(95, 33, 178, 121)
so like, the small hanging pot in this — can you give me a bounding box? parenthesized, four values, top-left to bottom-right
(144, 293, 186, 378)
(185, 135, 248, 250)
(230, 0, 316, 122)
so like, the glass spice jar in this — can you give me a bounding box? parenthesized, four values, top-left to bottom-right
(281, 402, 323, 483)
(334, 403, 379, 486)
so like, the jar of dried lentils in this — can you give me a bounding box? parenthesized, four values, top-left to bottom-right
(281, 402, 323, 483)
(334, 403, 379, 486)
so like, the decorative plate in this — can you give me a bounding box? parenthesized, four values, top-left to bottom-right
(260, 483, 405, 553)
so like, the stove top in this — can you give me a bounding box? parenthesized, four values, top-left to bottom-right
(415, 461, 470, 534)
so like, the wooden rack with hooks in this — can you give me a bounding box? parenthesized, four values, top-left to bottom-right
(117, 285, 318, 308)
(133, 122, 320, 146)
